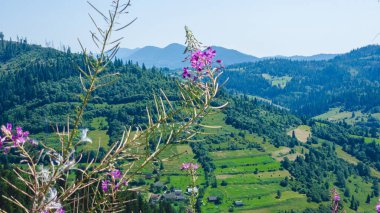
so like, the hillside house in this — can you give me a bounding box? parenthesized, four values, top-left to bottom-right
(187, 187, 199, 194)
(234, 201, 244, 207)
(207, 196, 218, 203)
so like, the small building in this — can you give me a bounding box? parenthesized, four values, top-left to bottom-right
(234, 201, 244, 207)
(174, 189, 182, 196)
(163, 192, 176, 201)
(187, 187, 199, 194)
(207, 196, 218, 202)
(162, 192, 185, 201)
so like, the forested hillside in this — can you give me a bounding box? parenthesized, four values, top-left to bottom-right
(223, 45, 380, 117)
(0, 38, 179, 137)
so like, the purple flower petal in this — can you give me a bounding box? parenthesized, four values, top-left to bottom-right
(181, 163, 191, 170)
(191, 163, 199, 170)
(110, 169, 122, 179)
(101, 180, 110, 192)
(6, 123, 12, 131)
(56, 208, 65, 213)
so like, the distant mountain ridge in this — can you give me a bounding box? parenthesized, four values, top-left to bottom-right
(116, 43, 338, 69)
(222, 44, 380, 117)
(264, 53, 339, 61)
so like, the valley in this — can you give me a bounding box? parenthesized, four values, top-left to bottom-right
(0, 34, 380, 213)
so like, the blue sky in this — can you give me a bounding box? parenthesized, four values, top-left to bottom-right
(1, 0, 380, 57)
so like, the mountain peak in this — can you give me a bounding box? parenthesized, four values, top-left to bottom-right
(165, 43, 184, 49)
(116, 43, 258, 69)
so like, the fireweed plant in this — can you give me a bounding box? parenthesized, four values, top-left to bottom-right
(331, 188, 342, 213)
(0, 0, 226, 212)
(180, 163, 199, 213)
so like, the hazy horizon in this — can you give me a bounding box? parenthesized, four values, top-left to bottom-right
(1, 0, 380, 57)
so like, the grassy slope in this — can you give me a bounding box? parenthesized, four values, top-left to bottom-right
(287, 125, 311, 143)
(314, 107, 380, 128)
(310, 140, 380, 213)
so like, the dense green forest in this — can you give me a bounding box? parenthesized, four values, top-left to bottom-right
(222, 45, 380, 117)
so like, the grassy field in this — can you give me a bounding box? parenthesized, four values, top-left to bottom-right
(216, 171, 290, 185)
(261, 73, 292, 89)
(350, 134, 380, 144)
(210, 150, 268, 159)
(214, 155, 274, 167)
(202, 190, 315, 213)
(214, 162, 281, 175)
(313, 107, 368, 125)
(287, 125, 311, 143)
(85, 130, 109, 150)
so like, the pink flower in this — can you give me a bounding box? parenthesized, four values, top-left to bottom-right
(334, 195, 340, 201)
(0, 124, 30, 148)
(110, 169, 121, 179)
(376, 199, 380, 213)
(115, 182, 120, 190)
(191, 163, 199, 170)
(182, 67, 191, 78)
(16, 127, 23, 137)
(189, 47, 216, 71)
(6, 123, 12, 131)
(203, 47, 216, 62)
(181, 163, 199, 171)
(181, 163, 191, 170)
(101, 180, 110, 192)
(56, 208, 65, 213)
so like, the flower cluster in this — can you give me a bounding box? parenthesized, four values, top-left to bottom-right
(376, 198, 380, 213)
(101, 169, 128, 192)
(331, 188, 340, 213)
(182, 47, 223, 80)
(180, 163, 199, 171)
(0, 123, 33, 154)
(190, 47, 215, 71)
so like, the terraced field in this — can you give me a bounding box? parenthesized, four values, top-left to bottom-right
(200, 114, 312, 212)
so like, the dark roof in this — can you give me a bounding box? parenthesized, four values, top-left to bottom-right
(163, 192, 185, 201)
(176, 195, 185, 200)
(163, 193, 176, 200)
(208, 196, 218, 201)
